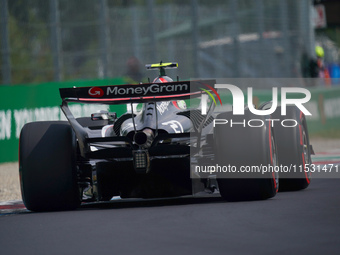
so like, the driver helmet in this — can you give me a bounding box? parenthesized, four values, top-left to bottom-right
(153, 76, 173, 83)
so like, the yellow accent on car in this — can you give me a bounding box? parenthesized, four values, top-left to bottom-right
(145, 62, 178, 69)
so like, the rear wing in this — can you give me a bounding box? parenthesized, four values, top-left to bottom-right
(59, 79, 216, 158)
(59, 80, 216, 104)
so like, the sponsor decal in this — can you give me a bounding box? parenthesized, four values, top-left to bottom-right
(177, 100, 187, 110)
(157, 101, 170, 115)
(172, 100, 187, 110)
(162, 120, 184, 133)
(106, 83, 188, 96)
(88, 87, 104, 97)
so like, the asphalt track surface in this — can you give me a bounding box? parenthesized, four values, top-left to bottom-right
(0, 178, 340, 255)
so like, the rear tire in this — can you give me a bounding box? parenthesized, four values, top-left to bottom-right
(272, 106, 311, 191)
(19, 121, 80, 211)
(214, 111, 278, 201)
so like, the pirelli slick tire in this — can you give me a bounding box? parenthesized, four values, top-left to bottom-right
(271, 105, 311, 191)
(214, 111, 278, 201)
(19, 121, 80, 211)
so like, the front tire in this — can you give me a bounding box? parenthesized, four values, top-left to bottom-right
(19, 121, 80, 211)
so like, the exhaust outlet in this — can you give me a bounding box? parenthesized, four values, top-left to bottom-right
(133, 128, 154, 148)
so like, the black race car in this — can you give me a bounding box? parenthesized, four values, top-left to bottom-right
(19, 62, 312, 211)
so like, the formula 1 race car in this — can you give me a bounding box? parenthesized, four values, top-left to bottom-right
(19, 62, 312, 211)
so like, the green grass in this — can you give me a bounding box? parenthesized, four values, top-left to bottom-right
(310, 129, 340, 139)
